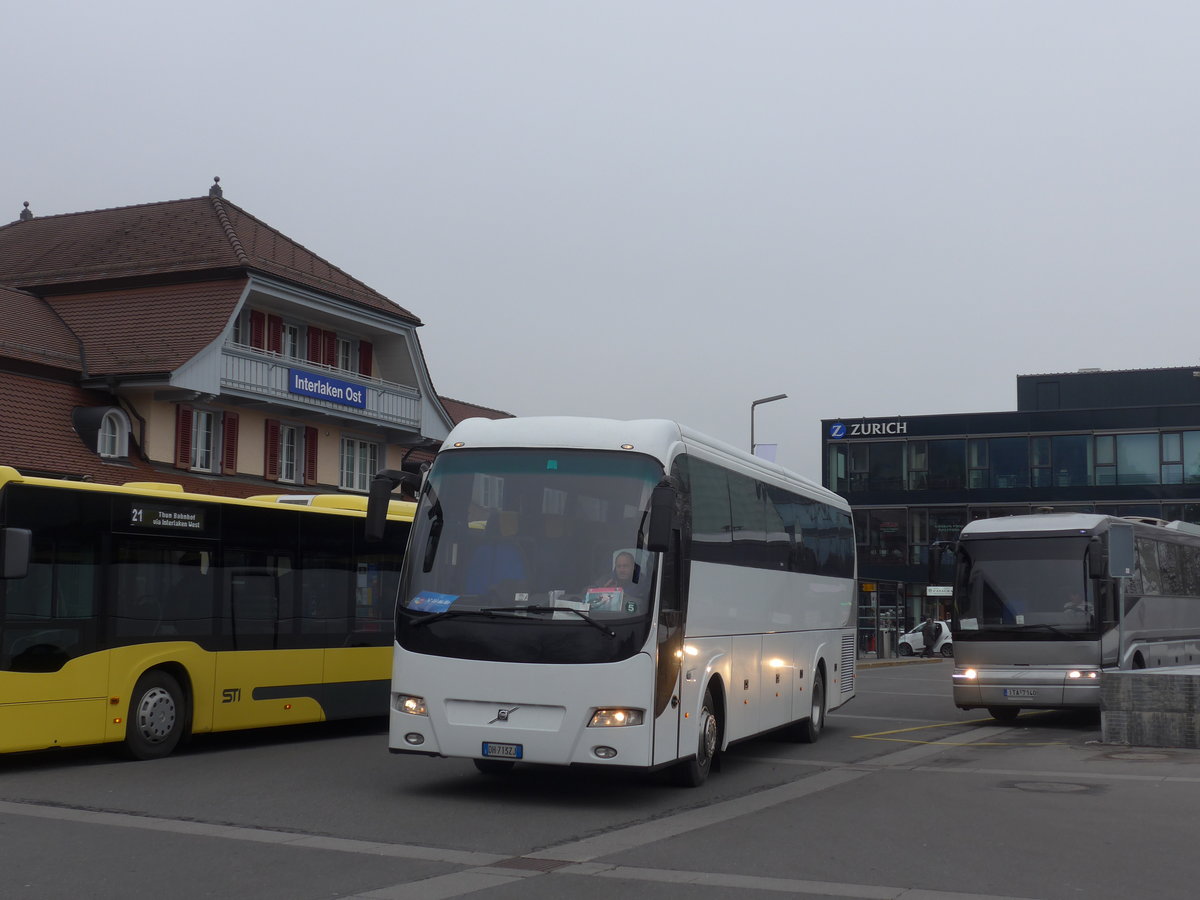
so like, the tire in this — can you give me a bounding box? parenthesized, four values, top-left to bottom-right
(898, 643, 913, 657)
(124, 670, 185, 760)
(986, 706, 1020, 722)
(672, 688, 719, 787)
(941, 643, 954, 658)
(792, 668, 826, 744)
(473, 758, 516, 775)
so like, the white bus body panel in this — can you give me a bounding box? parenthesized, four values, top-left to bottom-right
(390, 649, 657, 767)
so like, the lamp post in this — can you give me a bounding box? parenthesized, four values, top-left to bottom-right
(751, 393, 788, 456)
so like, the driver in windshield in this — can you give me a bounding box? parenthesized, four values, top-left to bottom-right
(584, 550, 647, 612)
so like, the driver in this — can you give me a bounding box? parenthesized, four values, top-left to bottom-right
(584, 550, 647, 612)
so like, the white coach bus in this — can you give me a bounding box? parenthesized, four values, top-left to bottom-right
(366, 417, 857, 785)
(944, 512, 1200, 719)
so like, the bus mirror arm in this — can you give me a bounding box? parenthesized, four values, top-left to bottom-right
(647, 480, 679, 553)
(0, 527, 31, 579)
(1087, 536, 1107, 580)
(365, 469, 418, 543)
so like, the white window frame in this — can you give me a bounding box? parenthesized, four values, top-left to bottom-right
(283, 323, 301, 359)
(98, 409, 131, 458)
(336, 337, 353, 372)
(191, 410, 216, 473)
(280, 424, 299, 483)
(340, 436, 379, 492)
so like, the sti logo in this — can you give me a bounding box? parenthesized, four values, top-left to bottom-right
(830, 421, 908, 439)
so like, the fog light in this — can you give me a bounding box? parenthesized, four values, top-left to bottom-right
(593, 746, 618, 759)
(405, 733, 425, 745)
(394, 694, 428, 716)
(1068, 670, 1081, 679)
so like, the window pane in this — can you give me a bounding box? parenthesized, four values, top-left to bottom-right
(1051, 435, 1091, 487)
(868, 442, 904, 491)
(1163, 433, 1182, 463)
(1116, 433, 1158, 485)
(1184, 432, 1200, 484)
(989, 438, 1029, 489)
(1095, 435, 1115, 465)
(928, 440, 965, 490)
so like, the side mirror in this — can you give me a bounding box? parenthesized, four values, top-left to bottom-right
(646, 481, 677, 553)
(1087, 536, 1107, 579)
(365, 469, 418, 542)
(0, 527, 32, 579)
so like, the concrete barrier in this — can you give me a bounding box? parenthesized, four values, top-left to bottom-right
(1101, 666, 1200, 748)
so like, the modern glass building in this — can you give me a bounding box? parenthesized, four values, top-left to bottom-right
(821, 366, 1200, 656)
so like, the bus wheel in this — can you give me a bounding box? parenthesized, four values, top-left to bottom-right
(124, 671, 185, 760)
(791, 669, 826, 743)
(987, 706, 1020, 722)
(473, 758, 515, 775)
(673, 689, 719, 787)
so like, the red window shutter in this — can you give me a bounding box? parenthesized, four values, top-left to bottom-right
(303, 426, 319, 486)
(267, 315, 284, 354)
(264, 419, 280, 482)
(221, 412, 240, 474)
(358, 340, 373, 377)
(322, 331, 337, 367)
(174, 405, 193, 470)
(307, 327, 323, 363)
(250, 310, 266, 350)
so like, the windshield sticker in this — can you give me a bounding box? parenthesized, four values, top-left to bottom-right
(409, 590, 458, 613)
(586, 587, 624, 611)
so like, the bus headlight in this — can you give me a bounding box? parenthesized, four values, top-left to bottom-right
(953, 669, 978, 680)
(588, 708, 644, 727)
(394, 694, 428, 716)
(1067, 670, 1099, 680)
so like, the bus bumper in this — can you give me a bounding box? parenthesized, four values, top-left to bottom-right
(952, 665, 1102, 710)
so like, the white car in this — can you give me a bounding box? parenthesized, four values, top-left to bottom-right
(898, 620, 953, 657)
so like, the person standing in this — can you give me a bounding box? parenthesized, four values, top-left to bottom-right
(920, 615, 937, 658)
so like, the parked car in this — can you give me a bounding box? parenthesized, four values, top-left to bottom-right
(898, 620, 953, 657)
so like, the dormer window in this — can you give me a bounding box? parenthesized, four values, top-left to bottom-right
(98, 410, 130, 458)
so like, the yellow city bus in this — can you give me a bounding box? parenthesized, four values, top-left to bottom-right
(0, 466, 414, 759)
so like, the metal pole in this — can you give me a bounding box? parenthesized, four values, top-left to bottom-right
(750, 393, 788, 454)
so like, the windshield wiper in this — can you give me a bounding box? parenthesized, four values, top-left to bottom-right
(483, 604, 616, 637)
(408, 607, 524, 628)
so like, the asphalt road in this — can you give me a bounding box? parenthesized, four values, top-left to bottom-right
(1, 659, 1196, 899)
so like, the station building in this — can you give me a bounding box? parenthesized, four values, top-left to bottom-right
(0, 179, 509, 497)
(821, 366, 1200, 654)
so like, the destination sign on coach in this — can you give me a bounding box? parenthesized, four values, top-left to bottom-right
(828, 420, 908, 439)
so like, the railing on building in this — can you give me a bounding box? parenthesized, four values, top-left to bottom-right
(221, 342, 421, 429)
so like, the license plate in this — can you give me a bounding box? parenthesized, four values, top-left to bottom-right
(482, 742, 522, 759)
(1004, 688, 1037, 697)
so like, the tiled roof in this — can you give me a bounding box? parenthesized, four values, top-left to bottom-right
(47, 280, 246, 376)
(439, 396, 516, 423)
(0, 373, 151, 481)
(0, 285, 81, 370)
(0, 193, 419, 322)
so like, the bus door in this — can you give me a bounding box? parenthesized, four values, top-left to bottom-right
(213, 549, 323, 730)
(652, 500, 686, 766)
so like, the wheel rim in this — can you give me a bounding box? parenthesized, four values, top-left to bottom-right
(698, 706, 717, 765)
(811, 679, 824, 729)
(136, 686, 177, 744)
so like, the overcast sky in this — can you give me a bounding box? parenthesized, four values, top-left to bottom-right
(10, 2, 1199, 477)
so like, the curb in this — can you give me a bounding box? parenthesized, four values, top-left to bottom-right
(857, 658, 946, 669)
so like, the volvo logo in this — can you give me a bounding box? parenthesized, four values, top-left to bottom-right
(489, 706, 520, 724)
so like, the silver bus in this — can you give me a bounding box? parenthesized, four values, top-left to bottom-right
(941, 512, 1200, 720)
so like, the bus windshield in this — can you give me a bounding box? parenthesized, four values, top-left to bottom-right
(395, 448, 663, 664)
(955, 536, 1095, 634)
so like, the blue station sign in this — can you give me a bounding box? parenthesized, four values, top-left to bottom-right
(289, 369, 367, 409)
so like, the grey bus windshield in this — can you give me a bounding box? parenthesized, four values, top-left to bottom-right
(395, 449, 663, 664)
(955, 537, 1095, 634)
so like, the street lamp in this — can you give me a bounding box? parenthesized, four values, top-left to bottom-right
(751, 393, 788, 456)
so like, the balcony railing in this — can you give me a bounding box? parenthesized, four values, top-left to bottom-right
(221, 342, 421, 429)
